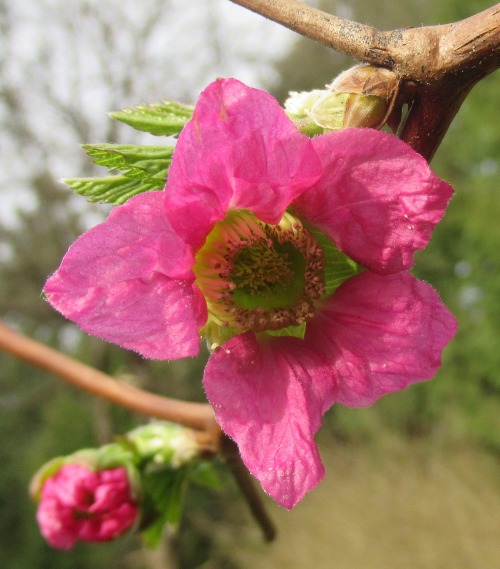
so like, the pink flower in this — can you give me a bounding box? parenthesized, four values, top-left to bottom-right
(36, 464, 138, 549)
(45, 78, 457, 508)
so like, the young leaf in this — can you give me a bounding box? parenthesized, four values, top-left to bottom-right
(64, 144, 173, 204)
(83, 144, 175, 185)
(110, 100, 194, 137)
(140, 468, 188, 548)
(83, 143, 173, 180)
(64, 174, 164, 205)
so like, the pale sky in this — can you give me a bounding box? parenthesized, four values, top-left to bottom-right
(0, 0, 300, 228)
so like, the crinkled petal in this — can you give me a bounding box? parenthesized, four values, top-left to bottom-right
(204, 332, 329, 509)
(306, 271, 458, 407)
(37, 496, 78, 550)
(294, 129, 453, 274)
(165, 78, 322, 249)
(37, 465, 138, 549)
(45, 192, 205, 359)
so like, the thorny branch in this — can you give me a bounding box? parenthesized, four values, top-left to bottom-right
(230, 0, 500, 160)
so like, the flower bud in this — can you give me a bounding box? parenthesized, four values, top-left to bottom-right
(30, 445, 137, 502)
(126, 422, 199, 469)
(284, 89, 326, 136)
(285, 64, 398, 133)
(29, 451, 97, 502)
(35, 464, 139, 550)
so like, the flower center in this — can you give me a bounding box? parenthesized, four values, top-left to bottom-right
(231, 241, 293, 296)
(193, 210, 326, 347)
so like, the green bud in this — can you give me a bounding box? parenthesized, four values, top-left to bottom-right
(308, 91, 351, 130)
(126, 422, 199, 469)
(284, 89, 325, 118)
(284, 90, 328, 136)
(285, 64, 398, 133)
(344, 94, 387, 128)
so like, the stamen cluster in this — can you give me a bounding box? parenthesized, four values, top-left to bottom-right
(194, 210, 325, 345)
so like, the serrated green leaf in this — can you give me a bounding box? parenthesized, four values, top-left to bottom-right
(82, 143, 173, 179)
(64, 174, 164, 205)
(66, 144, 173, 205)
(110, 100, 194, 137)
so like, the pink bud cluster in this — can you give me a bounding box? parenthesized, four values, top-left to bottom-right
(36, 464, 138, 550)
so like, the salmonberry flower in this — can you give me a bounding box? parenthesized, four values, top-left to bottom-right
(45, 78, 457, 508)
(36, 464, 138, 549)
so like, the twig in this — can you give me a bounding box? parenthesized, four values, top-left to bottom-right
(229, 0, 500, 78)
(231, 0, 381, 64)
(0, 321, 217, 437)
(230, 0, 500, 160)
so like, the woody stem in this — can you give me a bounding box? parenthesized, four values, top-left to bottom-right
(229, 0, 500, 161)
(0, 321, 217, 437)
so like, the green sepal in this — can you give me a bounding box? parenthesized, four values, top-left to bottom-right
(29, 456, 67, 502)
(310, 228, 362, 297)
(140, 467, 188, 548)
(110, 100, 194, 137)
(267, 322, 307, 339)
(94, 442, 136, 470)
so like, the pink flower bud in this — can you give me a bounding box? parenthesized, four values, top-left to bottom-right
(36, 464, 138, 550)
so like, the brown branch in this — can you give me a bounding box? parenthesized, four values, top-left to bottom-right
(230, 0, 500, 78)
(0, 321, 217, 436)
(231, 0, 382, 63)
(230, 0, 500, 160)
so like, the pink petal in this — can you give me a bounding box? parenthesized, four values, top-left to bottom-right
(45, 192, 205, 359)
(294, 129, 453, 274)
(165, 78, 321, 249)
(204, 332, 328, 509)
(37, 465, 138, 548)
(306, 271, 458, 407)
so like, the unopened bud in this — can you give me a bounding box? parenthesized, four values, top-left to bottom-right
(329, 64, 396, 101)
(35, 463, 139, 549)
(29, 445, 137, 501)
(285, 64, 398, 133)
(284, 89, 326, 136)
(126, 422, 199, 469)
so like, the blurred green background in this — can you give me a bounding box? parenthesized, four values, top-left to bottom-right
(0, 1, 498, 568)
